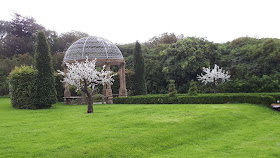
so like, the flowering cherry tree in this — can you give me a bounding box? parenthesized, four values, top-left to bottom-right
(197, 64, 230, 93)
(58, 57, 115, 113)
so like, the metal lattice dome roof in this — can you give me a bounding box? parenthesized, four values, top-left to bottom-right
(64, 36, 123, 61)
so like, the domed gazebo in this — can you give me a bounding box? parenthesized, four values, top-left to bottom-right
(63, 36, 127, 104)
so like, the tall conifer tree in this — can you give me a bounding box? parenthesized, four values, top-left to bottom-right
(133, 41, 147, 95)
(34, 31, 57, 108)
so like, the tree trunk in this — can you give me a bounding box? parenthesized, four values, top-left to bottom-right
(87, 95, 94, 113)
(213, 79, 217, 93)
(213, 83, 217, 93)
(83, 79, 94, 113)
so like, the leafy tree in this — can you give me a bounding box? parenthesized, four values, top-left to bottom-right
(0, 13, 77, 57)
(56, 31, 89, 52)
(161, 37, 220, 93)
(133, 41, 147, 95)
(0, 53, 34, 95)
(0, 13, 45, 57)
(58, 58, 115, 113)
(145, 32, 183, 48)
(52, 52, 64, 71)
(34, 31, 57, 108)
(0, 20, 8, 41)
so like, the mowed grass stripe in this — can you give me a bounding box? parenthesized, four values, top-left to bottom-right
(0, 98, 280, 157)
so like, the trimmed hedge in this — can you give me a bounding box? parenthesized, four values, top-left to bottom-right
(9, 66, 64, 109)
(113, 93, 276, 106)
(9, 66, 37, 109)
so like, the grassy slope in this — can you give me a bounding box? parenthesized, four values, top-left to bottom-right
(0, 98, 280, 158)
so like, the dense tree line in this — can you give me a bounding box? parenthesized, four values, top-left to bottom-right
(119, 35, 280, 94)
(1, 14, 280, 96)
(0, 13, 88, 95)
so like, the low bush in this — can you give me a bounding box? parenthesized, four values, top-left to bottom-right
(113, 93, 275, 106)
(9, 66, 37, 109)
(9, 66, 62, 109)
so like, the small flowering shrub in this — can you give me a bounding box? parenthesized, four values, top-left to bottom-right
(197, 64, 230, 93)
(58, 57, 115, 113)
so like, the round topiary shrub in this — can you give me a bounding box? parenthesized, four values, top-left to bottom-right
(9, 66, 37, 109)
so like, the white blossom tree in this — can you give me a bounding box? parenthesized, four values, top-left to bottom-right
(58, 57, 115, 113)
(197, 64, 230, 93)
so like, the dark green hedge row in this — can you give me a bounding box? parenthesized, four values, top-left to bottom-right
(113, 94, 276, 106)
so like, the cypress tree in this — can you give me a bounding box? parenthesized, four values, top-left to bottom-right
(34, 31, 57, 108)
(133, 41, 147, 95)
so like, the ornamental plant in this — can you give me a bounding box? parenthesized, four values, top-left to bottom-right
(9, 66, 37, 109)
(34, 31, 57, 108)
(58, 57, 115, 113)
(168, 80, 177, 97)
(188, 80, 198, 96)
(133, 41, 147, 95)
(197, 64, 230, 93)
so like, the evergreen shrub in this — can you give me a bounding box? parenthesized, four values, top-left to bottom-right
(188, 80, 198, 96)
(133, 41, 147, 95)
(168, 80, 177, 97)
(34, 31, 57, 108)
(9, 66, 37, 109)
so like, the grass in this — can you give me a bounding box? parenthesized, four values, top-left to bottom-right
(0, 95, 9, 98)
(1, 98, 280, 157)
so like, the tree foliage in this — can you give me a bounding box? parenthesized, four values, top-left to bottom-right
(34, 31, 57, 108)
(133, 41, 147, 95)
(2, 13, 280, 95)
(145, 32, 183, 48)
(0, 13, 45, 57)
(0, 13, 90, 96)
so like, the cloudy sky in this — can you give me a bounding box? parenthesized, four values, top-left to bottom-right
(1, 0, 280, 44)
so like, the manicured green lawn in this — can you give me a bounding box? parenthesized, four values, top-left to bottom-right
(1, 98, 280, 158)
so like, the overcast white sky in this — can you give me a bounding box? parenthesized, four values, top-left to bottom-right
(1, 0, 280, 44)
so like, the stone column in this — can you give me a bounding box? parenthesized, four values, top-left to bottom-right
(119, 63, 127, 97)
(102, 64, 113, 104)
